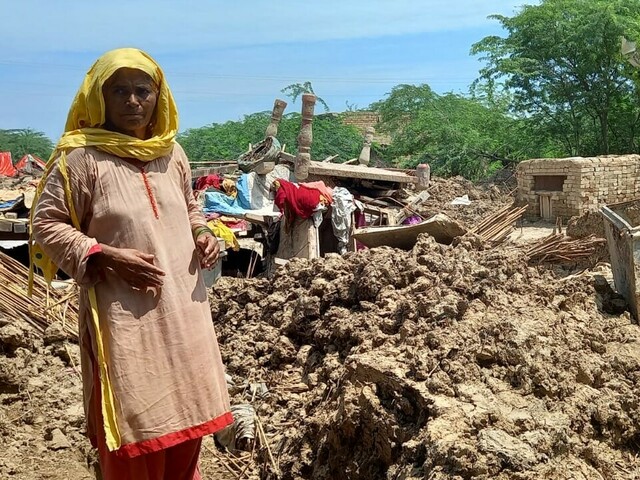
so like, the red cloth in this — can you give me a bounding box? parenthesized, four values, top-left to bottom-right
(84, 244, 103, 258)
(274, 179, 323, 220)
(14, 154, 46, 172)
(195, 174, 221, 191)
(0, 152, 16, 177)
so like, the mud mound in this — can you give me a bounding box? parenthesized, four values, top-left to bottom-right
(212, 236, 640, 479)
(566, 211, 606, 239)
(421, 176, 513, 228)
(0, 318, 241, 479)
(565, 212, 609, 265)
(0, 319, 95, 479)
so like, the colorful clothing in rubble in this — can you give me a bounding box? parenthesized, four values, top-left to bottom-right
(273, 178, 329, 221)
(208, 219, 240, 251)
(194, 174, 221, 191)
(30, 48, 232, 479)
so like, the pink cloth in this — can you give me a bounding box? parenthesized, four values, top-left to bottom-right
(301, 181, 333, 204)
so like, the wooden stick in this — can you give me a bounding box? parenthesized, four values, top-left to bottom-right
(256, 414, 280, 476)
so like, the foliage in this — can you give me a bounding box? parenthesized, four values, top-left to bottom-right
(0, 129, 54, 161)
(371, 84, 546, 179)
(178, 112, 363, 162)
(472, 0, 640, 156)
(281, 81, 330, 112)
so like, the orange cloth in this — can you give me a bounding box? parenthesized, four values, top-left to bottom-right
(93, 362, 203, 480)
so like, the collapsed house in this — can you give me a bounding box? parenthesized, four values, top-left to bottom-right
(188, 95, 443, 282)
(517, 155, 640, 220)
(0, 153, 44, 262)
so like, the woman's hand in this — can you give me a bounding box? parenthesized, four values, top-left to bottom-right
(93, 244, 165, 289)
(196, 232, 220, 269)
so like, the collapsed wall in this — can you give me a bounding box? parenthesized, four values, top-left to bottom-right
(212, 235, 640, 479)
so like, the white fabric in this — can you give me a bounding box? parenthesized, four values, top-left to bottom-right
(331, 187, 356, 254)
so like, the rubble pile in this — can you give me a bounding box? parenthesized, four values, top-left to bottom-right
(0, 317, 239, 479)
(1, 170, 639, 479)
(0, 318, 95, 479)
(419, 176, 513, 227)
(212, 235, 640, 479)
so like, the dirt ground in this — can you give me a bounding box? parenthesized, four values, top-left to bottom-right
(4, 176, 639, 479)
(0, 319, 243, 480)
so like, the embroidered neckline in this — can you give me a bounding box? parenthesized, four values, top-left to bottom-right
(139, 166, 159, 219)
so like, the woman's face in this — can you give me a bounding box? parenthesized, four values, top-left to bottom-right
(102, 68, 158, 139)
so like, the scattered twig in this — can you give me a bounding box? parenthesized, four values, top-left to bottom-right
(0, 251, 78, 336)
(64, 344, 81, 379)
(525, 233, 606, 264)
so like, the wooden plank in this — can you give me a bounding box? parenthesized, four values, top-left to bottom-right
(190, 163, 238, 177)
(352, 214, 466, 249)
(0, 230, 28, 241)
(308, 161, 417, 183)
(279, 152, 417, 183)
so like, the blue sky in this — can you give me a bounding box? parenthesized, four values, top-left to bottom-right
(0, 1, 532, 140)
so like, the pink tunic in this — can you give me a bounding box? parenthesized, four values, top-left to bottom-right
(32, 144, 232, 457)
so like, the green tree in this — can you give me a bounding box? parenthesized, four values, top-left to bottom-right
(371, 84, 541, 179)
(472, 0, 640, 156)
(178, 112, 362, 162)
(0, 129, 54, 161)
(281, 81, 330, 112)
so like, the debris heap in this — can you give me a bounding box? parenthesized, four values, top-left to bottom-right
(212, 235, 640, 479)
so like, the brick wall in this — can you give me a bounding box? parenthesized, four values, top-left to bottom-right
(341, 111, 391, 145)
(517, 155, 640, 220)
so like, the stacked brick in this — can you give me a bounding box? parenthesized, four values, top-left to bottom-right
(517, 155, 640, 219)
(341, 111, 391, 145)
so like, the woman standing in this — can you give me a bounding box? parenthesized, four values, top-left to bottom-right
(31, 48, 232, 479)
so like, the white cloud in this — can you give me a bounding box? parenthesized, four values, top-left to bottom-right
(1, 0, 527, 56)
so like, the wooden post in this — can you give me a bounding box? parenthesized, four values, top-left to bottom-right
(416, 163, 430, 190)
(358, 126, 375, 166)
(295, 93, 316, 180)
(265, 99, 287, 138)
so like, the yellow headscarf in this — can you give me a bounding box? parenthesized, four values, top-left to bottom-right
(29, 48, 180, 452)
(58, 47, 178, 159)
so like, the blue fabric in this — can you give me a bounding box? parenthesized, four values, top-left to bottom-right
(203, 191, 249, 215)
(236, 175, 252, 210)
(0, 197, 21, 211)
(203, 174, 254, 215)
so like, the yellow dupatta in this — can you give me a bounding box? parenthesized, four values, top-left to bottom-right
(28, 48, 179, 451)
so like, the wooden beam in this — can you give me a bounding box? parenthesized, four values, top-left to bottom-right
(190, 163, 238, 177)
(279, 152, 417, 183)
(307, 160, 417, 183)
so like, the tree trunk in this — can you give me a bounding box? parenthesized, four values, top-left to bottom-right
(600, 110, 609, 154)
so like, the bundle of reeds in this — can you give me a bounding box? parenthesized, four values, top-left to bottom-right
(470, 205, 528, 244)
(0, 250, 78, 336)
(526, 233, 606, 264)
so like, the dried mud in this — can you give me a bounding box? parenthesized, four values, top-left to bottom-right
(419, 176, 513, 228)
(2, 176, 640, 479)
(0, 319, 95, 479)
(0, 318, 240, 480)
(212, 236, 640, 480)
